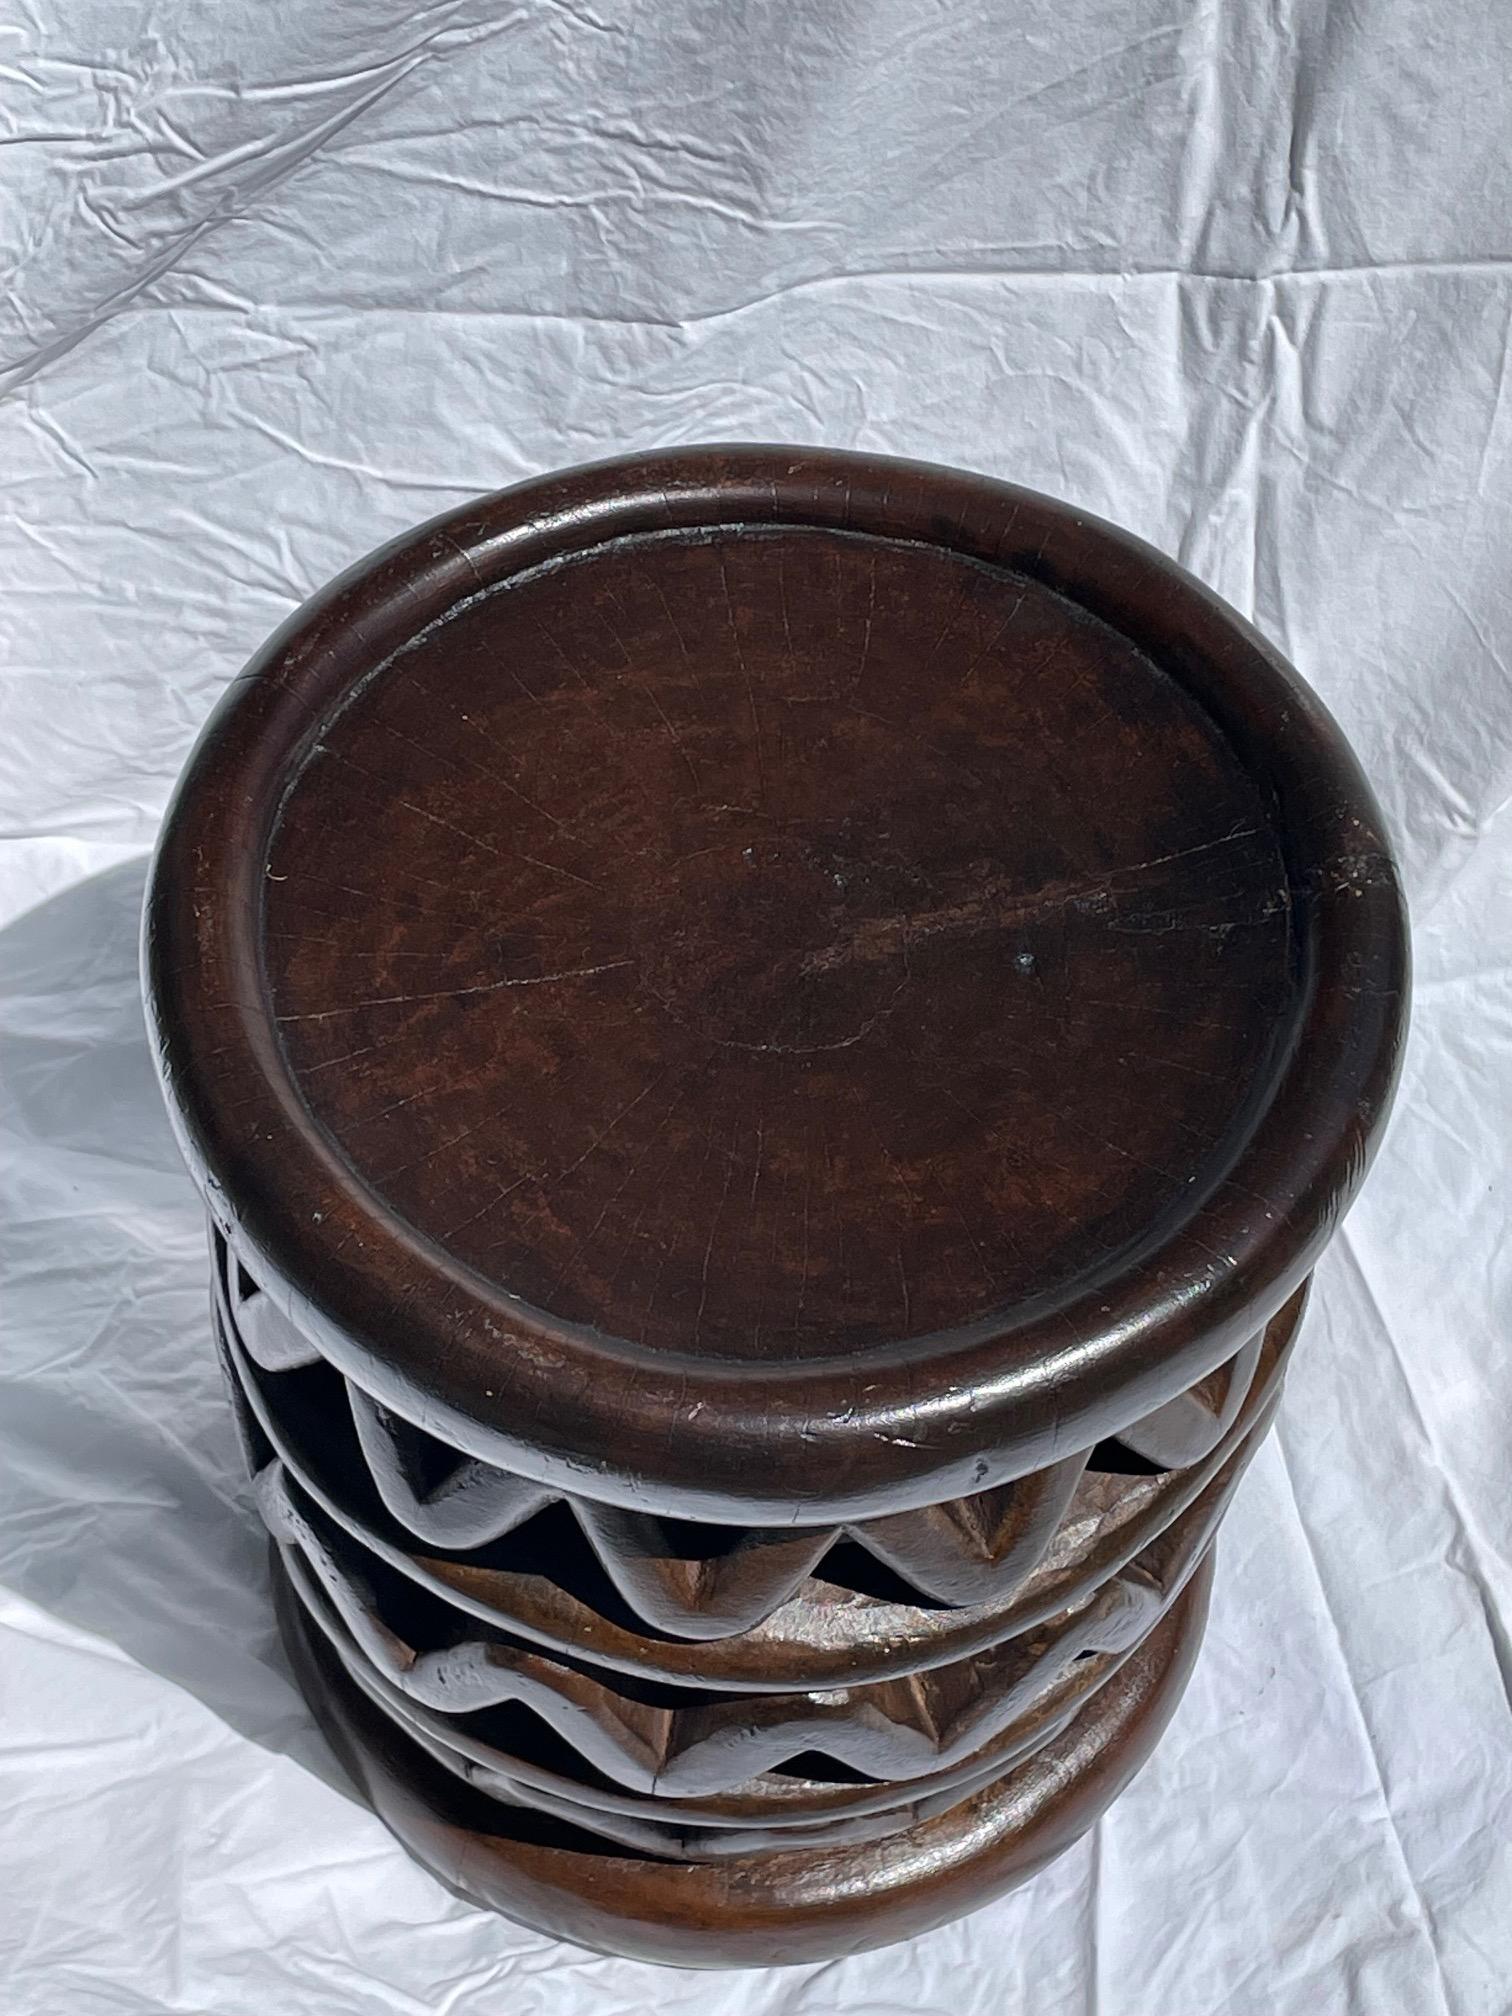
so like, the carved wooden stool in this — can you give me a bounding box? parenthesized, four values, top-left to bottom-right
(145, 446, 1407, 1966)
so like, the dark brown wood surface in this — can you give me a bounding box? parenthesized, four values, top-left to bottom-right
(214, 1219, 1303, 1689)
(264, 523, 1293, 1368)
(274, 1541, 1213, 1965)
(145, 445, 1409, 1964)
(146, 444, 1406, 1522)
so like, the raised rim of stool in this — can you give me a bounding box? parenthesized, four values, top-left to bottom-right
(145, 445, 1408, 1520)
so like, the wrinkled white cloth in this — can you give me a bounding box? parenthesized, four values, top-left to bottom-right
(2, 4, 1509, 2010)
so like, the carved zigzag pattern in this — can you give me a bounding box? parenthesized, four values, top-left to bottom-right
(346, 1376, 1088, 1629)
(260, 1450, 1224, 1798)
(221, 1295, 1286, 1710)
(216, 1230, 1265, 1642)
(284, 1547, 1135, 1861)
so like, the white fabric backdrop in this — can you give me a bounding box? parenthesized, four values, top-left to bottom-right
(2, 3, 1509, 2009)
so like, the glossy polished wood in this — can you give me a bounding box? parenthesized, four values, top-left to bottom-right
(214, 1235, 1301, 1690)
(146, 445, 1408, 1964)
(275, 1543, 1214, 1965)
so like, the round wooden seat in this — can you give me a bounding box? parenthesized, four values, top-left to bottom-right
(146, 446, 1407, 1964)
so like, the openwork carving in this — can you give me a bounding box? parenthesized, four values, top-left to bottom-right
(216, 1229, 1299, 1812)
(217, 1232, 1293, 1643)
